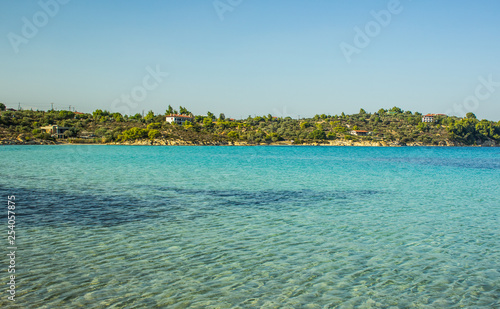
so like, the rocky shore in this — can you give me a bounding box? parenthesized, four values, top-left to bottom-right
(1, 134, 498, 147)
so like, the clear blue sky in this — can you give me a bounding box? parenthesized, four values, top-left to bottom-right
(1, 0, 499, 120)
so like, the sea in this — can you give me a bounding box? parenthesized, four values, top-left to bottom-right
(0, 145, 499, 308)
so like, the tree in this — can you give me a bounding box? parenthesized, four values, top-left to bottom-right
(148, 129, 160, 140)
(147, 123, 161, 130)
(37, 132, 54, 140)
(144, 110, 155, 121)
(254, 116, 263, 123)
(417, 122, 429, 132)
(166, 105, 174, 115)
(92, 109, 103, 121)
(63, 127, 78, 138)
(130, 113, 142, 121)
(58, 110, 74, 120)
(466, 112, 477, 119)
(119, 127, 149, 141)
(112, 112, 124, 122)
(267, 132, 280, 142)
(203, 117, 214, 128)
(219, 113, 225, 121)
(309, 129, 326, 140)
(359, 108, 366, 114)
(0, 103, 5, 111)
(227, 131, 239, 139)
(334, 126, 348, 133)
(207, 111, 215, 120)
(327, 132, 336, 140)
(390, 106, 403, 114)
(179, 106, 189, 115)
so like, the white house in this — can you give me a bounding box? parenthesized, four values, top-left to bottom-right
(422, 114, 446, 123)
(422, 114, 435, 123)
(166, 114, 194, 125)
(350, 130, 369, 136)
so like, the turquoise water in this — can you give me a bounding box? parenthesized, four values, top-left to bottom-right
(1, 145, 499, 308)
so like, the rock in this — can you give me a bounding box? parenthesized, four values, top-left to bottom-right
(481, 140, 499, 147)
(16, 134, 26, 142)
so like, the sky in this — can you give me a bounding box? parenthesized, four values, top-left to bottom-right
(1, 0, 499, 120)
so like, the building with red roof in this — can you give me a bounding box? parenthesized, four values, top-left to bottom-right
(166, 114, 194, 125)
(422, 114, 446, 123)
(350, 130, 369, 136)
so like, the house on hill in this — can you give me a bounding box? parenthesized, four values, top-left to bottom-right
(165, 114, 194, 125)
(422, 114, 446, 123)
(40, 125, 70, 138)
(350, 130, 369, 136)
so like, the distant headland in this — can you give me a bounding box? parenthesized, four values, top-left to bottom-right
(0, 104, 498, 147)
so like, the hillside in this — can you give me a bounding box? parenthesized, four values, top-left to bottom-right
(0, 105, 499, 146)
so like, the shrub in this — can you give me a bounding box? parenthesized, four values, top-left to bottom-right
(327, 132, 337, 140)
(148, 129, 160, 140)
(147, 123, 162, 130)
(58, 110, 75, 120)
(227, 131, 239, 139)
(37, 133, 54, 140)
(309, 129, 326, 140)
(334, 126, 348, 133)
(119, 127, 149, 141)
(63, 128, 78, 138)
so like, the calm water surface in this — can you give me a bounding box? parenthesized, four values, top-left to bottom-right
(0, 146, 499, 308)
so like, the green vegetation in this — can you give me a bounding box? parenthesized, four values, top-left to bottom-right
(0, 106, 499, 146)
(447, 114, 500, 145)
(119, 127, 149, 141)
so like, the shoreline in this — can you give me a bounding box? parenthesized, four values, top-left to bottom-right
(1, 138, 498, 147)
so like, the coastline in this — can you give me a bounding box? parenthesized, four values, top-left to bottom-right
(2, 109, 498, 149)
(1, 137, 497, 147)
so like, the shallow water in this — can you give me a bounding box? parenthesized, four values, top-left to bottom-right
(1, 146, 499, 308)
